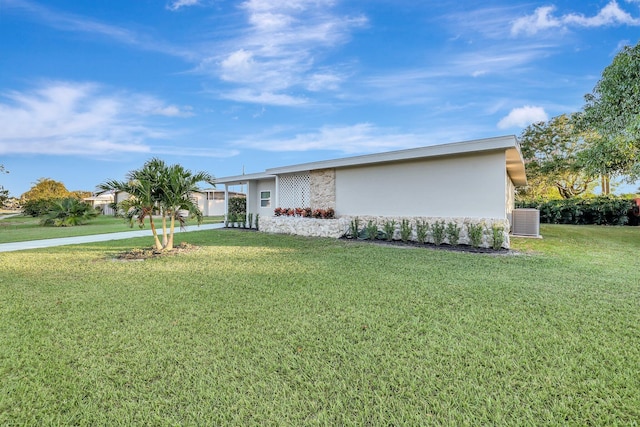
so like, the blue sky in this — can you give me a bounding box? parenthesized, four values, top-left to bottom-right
(1, 0, 639, 196)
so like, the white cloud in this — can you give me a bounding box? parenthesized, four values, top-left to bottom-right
(497, 106, 548, 129)
(306, 72, 343, 91)
(167, 0, 200, 11)
(564, 1, 640, 27)
(0, 81, 192, 156)
(511, 6, 561, 36)
(4, 0, 196, 60)
(204, 0, 367, 105)
(220, 89, 307, 106)
(234, 123, 429, 154)
(512, 1, 640, 36)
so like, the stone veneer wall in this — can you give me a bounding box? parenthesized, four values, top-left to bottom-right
(259, 215, 511, 249)
(310, 169, 336, 210)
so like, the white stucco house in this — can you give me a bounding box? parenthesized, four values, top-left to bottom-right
(217, 135, 527, 248)
(83, 191, 115, 215)
(191, 189, 245, 217)
(107, 189, 244, 217)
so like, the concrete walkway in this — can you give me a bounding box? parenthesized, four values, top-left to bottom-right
(0, 223, 225, 253)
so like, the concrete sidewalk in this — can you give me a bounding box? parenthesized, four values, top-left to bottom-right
(0, 223, 225, 253)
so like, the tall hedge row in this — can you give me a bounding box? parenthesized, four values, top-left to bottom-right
(516, 196, 635, 226)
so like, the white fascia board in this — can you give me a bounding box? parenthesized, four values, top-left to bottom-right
(215, 172, 275, 185)
(265, 135, 519, 175)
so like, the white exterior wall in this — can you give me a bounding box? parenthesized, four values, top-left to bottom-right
(335, 151, 508, 219)
(194, 192, 227, 216)
(255, 179, 276, 217)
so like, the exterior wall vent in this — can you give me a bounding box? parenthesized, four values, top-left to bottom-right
(511, 208, 540, 237)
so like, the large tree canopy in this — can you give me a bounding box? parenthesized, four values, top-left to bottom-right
(580, 41, 640, 180)
(21, 178, 70, 201)
(519, 114, 596, 199)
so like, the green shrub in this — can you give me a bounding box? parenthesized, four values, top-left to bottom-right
(517, 196, 632, 225)
(23, 198, 58, 217)
(467, 223, 484, 248)
(40, 198, 98, 227)
(382, 219, 396, 241)
(416, 220, 429, 244)
(365, 220, 378, 241)
(431, 220, 445, 246)
(348, 217, 361, 239)
(445, 222, 460, 246)
(400, 219, 412, 243)
(248, 213, 254, 229)
(228, 197, 246, 216)
(491, 224, 505, 250)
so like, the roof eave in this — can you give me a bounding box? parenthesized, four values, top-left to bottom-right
(266, 135, 520, 175)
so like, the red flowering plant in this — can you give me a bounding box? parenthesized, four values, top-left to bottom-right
(274, 207, 335, 218)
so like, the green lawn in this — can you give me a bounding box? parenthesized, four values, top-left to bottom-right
(1, 225, 639, 425)
(0, 215, 223, 244)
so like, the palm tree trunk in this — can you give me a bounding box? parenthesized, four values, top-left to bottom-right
(148, 215, 163, 250)
(161, 212, 168, 249)
(167, 212, 176, 250)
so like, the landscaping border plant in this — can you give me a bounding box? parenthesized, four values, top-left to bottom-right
(342, 216, 508, 252)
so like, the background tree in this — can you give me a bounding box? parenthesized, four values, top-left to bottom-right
(580, 41, 640, 185)
(0, 165, 9, 204)
(21, 178, 70, 201)
(40, 198, 98, 227)
(518, 114, 596, 199)
(69, 190, 92, 199)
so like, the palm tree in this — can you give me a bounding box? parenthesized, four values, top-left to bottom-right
(40, 197, 98, 227)
(97, 158, 168, 250)
(98, 158, 214, 251)
(158, 163, 215, 250)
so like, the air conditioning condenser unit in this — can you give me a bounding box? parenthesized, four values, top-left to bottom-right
(511, 208, 540, 237)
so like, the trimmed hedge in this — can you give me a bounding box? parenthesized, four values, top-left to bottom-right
(228, 196, 246, 216)
(517, 196, 634, 226)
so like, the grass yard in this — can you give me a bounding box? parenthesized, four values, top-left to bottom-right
(0, 215, 223, 244)
(0, 225, 639, 425)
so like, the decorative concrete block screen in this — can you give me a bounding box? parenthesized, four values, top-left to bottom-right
(279, 173, 311, 208)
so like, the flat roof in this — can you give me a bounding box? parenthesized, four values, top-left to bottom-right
(216, 135, 527, 186)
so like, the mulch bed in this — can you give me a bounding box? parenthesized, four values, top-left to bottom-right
(112, 242, 200, 261)
(339, 237, 514, 255)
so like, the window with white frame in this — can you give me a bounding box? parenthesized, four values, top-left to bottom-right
(260, 191, 271, 207)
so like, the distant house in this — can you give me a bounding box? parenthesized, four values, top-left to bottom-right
(107, 189, 244, 217)
(216, 135, 527, 248)
(191, 189, 245, 217)
(83, 191, 115, 215)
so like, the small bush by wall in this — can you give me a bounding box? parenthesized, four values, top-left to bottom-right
(228, 196, 246, 216)
(260, 215, 510, 249)
(517, 196, 633, 225)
